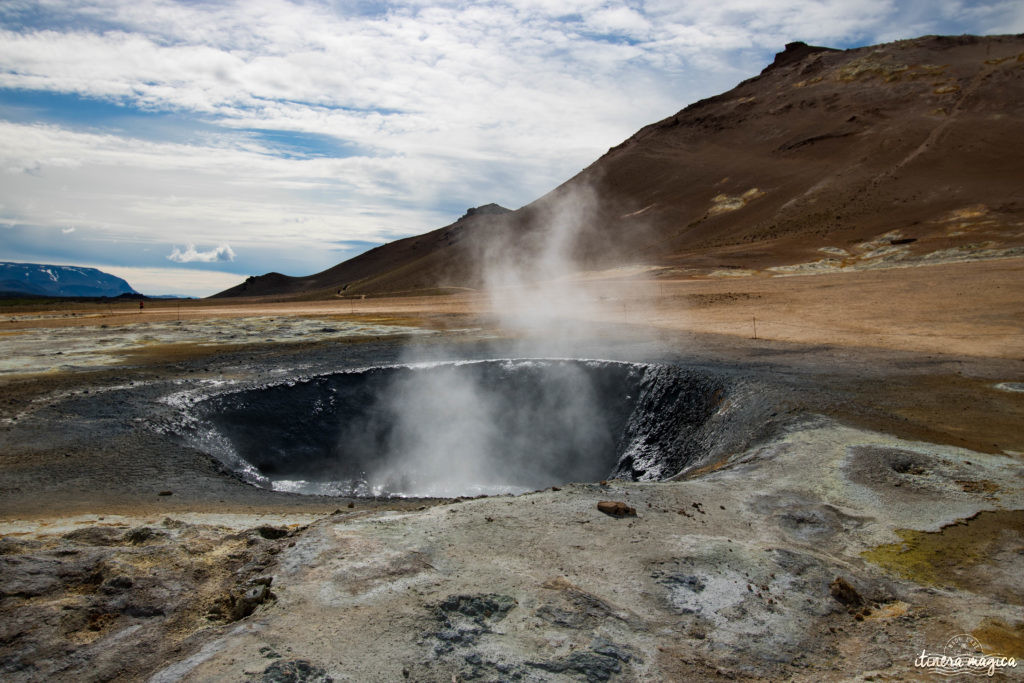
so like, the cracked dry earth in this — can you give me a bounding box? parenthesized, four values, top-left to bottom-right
(1, 327, 1023, 681)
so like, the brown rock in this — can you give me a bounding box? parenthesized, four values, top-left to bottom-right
(597, 501, 637, 517)
(209, 35, 1024, 305)
(830, 576, 864, 607)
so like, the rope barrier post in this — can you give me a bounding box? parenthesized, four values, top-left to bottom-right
(752, 315, 757, 340)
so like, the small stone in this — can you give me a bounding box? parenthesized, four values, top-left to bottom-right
(597, 501, 636, 517)
(830, 576, 864, 607)
(258, 659, 331, 683)
(101, 575, 134, 593)
(157, 490, 173, 496)
(124, 526, 165, 545)
(228, 583, 273, 620)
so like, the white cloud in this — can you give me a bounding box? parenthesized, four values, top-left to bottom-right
(0, 120, 462, 249)
(61, 226, 75, 233)
(101, 265, 245, 297)
(168, 243, 236, 263)
(0, 0, 1018, 279)
(586, 6, 652, 38)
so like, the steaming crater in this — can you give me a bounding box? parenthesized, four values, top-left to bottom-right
(185, 359, 759, 497)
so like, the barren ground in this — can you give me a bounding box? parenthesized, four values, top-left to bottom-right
(1, 260, 1022, 681)
(5, 256, 1019, 358)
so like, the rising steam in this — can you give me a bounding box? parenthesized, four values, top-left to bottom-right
(337, 185, 653, 496)
(353, 360, 631, 497)
(482, 184, 605, 338)
(185, 188, 702, 497)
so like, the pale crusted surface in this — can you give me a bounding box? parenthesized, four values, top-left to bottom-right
(155, 424, 1024, 681)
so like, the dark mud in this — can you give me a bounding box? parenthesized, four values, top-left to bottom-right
(184, 359, 777, 497)
(2, 329, 1022, 516)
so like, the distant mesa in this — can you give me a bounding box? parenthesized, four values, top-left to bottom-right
(0, 262, 139, 298)
(761, 41, 839, 73)
(460, 204, 511, 220)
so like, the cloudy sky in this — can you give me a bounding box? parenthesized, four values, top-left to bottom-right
(1, 0, 1020, 296)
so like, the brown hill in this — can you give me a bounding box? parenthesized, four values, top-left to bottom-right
(214, 34, 1024, 299)
(218, 204, 514, 299)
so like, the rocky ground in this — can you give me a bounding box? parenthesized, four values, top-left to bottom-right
(1, 278, 1023, 681)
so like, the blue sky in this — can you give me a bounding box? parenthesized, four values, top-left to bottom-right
(1, 0, 1021, 296)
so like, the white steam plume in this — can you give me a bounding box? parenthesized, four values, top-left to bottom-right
(360, 361, 620, 497)
(337, 183, 656, 497)
(483, 183, 605, 340)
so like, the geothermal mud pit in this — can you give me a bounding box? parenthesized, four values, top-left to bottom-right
(186, 360, 758, 498)
(1, 331, 1023, 681)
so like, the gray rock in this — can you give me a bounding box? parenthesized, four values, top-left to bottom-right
(253, 658, 333, 683)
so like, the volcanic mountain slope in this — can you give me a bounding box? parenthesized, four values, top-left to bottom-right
(217, 204, 513, 299)
(216, 34, 1024, 299)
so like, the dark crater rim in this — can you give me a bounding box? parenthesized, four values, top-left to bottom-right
(176, 358, 779, 499)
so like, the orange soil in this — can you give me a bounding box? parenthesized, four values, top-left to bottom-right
(2, 257, 1021, 359)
